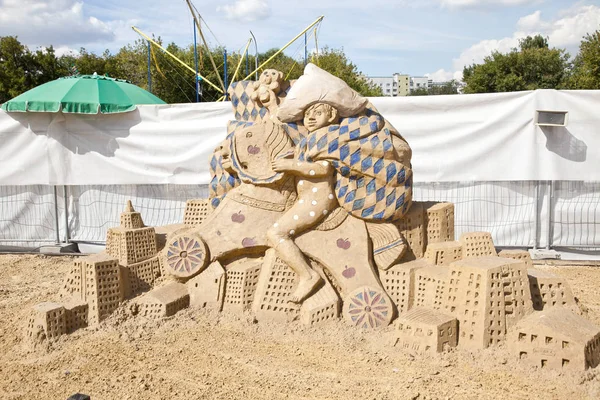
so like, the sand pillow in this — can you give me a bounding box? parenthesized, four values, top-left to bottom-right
(276, 63, 368, 123)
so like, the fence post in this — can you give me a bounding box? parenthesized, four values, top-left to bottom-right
(533, 180, 540, 250)
(546, 180, 554, 250)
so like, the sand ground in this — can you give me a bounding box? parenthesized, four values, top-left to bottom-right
(1, 254, 599, 400)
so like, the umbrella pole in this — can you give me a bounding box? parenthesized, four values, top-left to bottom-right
(53, 186, 60, 244)
(63, 186, 70, 243)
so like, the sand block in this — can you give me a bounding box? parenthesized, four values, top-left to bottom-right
(223, 258, 262, 312)
(105, 201, 158, 265)
(299, 281, 340, 326)
(70, 253, 123, 325)
(106, 226, 157, 265)
(187, 261, 226, 310)
(414, 266, 449, 310)
(251, 250, 300, 322)
(64, 300, 88, 333)
(381, 259, 429, 314)
(122, 255, 162, 298)
(444, 256, 533, 350)
(26, 302, 66, 341)
(138, 282, 190, 319)
(527, 268, 576, 311)
(498, 249, 533, 268)
(424, 241, 463, 266)
(426, 202, 455, 244)
(395, 202, 426, 260)
(459, 231, 497, 258)
(184, 199, 212, 227)
(508, 308, 600, 371)
(119, 200, 145, 229)
(394, 307, 458, 353)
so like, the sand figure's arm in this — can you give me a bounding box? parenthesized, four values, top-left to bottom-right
(271, 159, 333, 178)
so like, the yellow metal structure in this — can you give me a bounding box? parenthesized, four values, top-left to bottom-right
(231, 38, 253, 84)
(132, 26, 224, 94)
(185, 0, 226, 92)
(241, 16, 324, 81)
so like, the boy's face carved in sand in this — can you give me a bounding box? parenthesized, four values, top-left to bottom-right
(303, 103, 339, 132)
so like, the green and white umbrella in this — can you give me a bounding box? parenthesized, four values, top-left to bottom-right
(1, 74, 165, 114)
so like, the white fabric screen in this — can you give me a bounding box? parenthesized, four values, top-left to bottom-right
(1, 90, 599, 185)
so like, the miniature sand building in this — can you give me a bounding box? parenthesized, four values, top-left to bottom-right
(106, 201, 160, 296)
(138, 282, 190, 319)
(186, 261, 226, 310)
(414, 266, 449, 310)
(498, 249, 533, 268)
(394, 308, 458, 353)
(223, 259, 262, 312)
(380, 259, 429, 314)
(396, 202, 426, 259)
(459, 231, 497, 258)
(425, 202, 454, 244)
(72, 253, 123, 325)
(424, 241, 463, 266)
(508, 308, 600, 371)
(444, 256, 533, 349)
(26, 302, 67, 341)
(527, 268, 576, 311)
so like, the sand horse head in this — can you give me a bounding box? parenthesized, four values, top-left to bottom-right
(226, 120, 294, 185)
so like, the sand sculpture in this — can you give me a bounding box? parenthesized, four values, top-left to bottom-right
(25, 64, 600, 371)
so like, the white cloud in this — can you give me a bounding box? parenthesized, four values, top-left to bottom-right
(428, 4, 600, 82)
(535, 5, 600, 48)
(53, 46, 80, 57)
(426, 69, 463, 82)
(0, 0, 115, 46)
(217, 0, 271, 22)
(438, 0, 541, 8)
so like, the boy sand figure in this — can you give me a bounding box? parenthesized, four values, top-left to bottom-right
(267, 102, 340, 303)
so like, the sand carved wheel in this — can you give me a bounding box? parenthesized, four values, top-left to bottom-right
(343, 286, 393, 329)
(164, 234, 208, 278)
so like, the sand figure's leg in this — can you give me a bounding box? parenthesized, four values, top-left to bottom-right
(267, 199, 332, 303)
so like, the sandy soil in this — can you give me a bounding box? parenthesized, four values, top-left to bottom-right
(1, 254, 599, 400)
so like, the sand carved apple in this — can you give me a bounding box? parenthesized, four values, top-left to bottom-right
(336, 238, 351, 250)
(231, 211, 245, 223)
(247, 145, 260, 155)
(242, 237, 256, 247)
(342, 265, 356, 279)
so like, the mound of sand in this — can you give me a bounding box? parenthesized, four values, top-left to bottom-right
(1, 254, 599, 399)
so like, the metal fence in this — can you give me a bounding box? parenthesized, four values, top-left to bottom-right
(1, 181, 599, 253)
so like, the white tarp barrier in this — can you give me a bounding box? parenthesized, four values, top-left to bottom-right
(1, 89, 599, 185)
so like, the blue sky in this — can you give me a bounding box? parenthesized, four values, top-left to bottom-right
(1, 0, 599, 81)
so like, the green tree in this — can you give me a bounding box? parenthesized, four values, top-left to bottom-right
(0, 36, 35, 102)
(566, 31, 600, 89)
(462, 35, 570, 94)
(1, 36, 380, 104)
(409, 87, 429, 96)
(0, 36, 71, 102)
(409, 80, 459, 96)
(429, 80, 459, 95)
